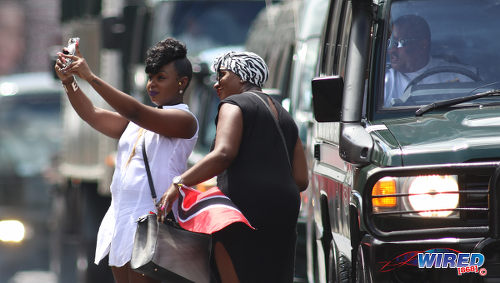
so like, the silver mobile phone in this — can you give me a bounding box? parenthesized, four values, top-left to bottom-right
(63, 37, 80, 68)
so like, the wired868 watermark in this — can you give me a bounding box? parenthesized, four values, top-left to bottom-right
(418, 250, 487, 276)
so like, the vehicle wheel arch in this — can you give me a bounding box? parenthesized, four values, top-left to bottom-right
(318, 192, 352, 283)
(319, 192, 334, 251)
(350, 191, 369, 281)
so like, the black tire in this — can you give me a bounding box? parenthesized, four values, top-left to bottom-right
(338, 255, 351, 283)
(328, 243, 351, 283)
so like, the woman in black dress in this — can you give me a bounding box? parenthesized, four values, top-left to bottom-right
(158, 51, 308, 283)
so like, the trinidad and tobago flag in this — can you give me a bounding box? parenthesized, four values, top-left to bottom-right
(172, 185, 254, 234)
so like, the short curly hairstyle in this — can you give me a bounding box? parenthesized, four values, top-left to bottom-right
(145, 37, 192, 87)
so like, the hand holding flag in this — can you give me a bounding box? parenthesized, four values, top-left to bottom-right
(172, 186, 254, 234)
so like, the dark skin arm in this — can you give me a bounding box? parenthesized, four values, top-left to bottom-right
(158, 103, 243, 219)
(157, 102, 309, 220)
(293, 137, 309, 191)
(55, 46, 197, 139)
(55, 59, 128, 139)
(59, 76, 129, 139)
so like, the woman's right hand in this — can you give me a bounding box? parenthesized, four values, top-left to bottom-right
(54, 52, 74, 84)
(56, 44, 95, 82)
(157, 183, 180, 222)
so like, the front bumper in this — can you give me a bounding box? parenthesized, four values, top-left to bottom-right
(361, 162, 500, 282)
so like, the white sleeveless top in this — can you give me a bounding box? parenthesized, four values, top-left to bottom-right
(94, 104, 198, 266)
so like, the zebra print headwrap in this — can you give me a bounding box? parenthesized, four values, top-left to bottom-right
(213, 51, 269, 88)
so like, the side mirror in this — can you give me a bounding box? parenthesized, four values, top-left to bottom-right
(311, 76, 344, 122)
(339, 123, 373, 165)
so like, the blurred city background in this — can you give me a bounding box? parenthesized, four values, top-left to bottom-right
(0, 0, 323, 282)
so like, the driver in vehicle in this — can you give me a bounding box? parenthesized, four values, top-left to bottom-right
(384, 14, 478, 107)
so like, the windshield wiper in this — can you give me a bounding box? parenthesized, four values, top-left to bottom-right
(415, 89, 500, 116)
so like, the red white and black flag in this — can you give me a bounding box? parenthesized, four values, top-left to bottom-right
(172, 186, 254, 234)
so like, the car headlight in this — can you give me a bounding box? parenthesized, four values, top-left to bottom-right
(407, 175, 459, 217)
(0, 220, 26, 243)
(372, 175, 459, 218)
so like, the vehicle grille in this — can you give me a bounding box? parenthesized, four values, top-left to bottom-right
(366, 162, 500, 240)
(460, 174, 489, 225)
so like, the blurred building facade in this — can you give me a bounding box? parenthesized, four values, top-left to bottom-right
(0, 0, 61, 76)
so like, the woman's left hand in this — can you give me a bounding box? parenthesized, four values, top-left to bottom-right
(157, 183, 180, 222)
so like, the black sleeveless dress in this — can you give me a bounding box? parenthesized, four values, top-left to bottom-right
(212, 91, 301, 283)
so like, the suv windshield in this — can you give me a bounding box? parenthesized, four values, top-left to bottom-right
(380, 0, 500, 110)
(150, 1, 264, 55)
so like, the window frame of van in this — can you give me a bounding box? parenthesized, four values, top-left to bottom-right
(368, 1, 422, 122)
(277, 44, 295, 99)
(319, 0, 352, 77)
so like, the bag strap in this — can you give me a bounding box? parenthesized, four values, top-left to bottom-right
(141, 133, 157, 204)
(248, 91, 291, 169)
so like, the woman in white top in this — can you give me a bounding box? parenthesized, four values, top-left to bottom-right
(54, 38, 198, 283)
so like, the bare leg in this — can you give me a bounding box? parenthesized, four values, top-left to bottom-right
(111, 262, 160, 283)
(215, 241, 240, 283)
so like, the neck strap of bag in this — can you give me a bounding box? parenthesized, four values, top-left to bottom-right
(141, 133, 157, 204)
(248, 91, 291, 170)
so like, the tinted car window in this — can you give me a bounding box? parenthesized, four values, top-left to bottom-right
(380, 0, 500, 109)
